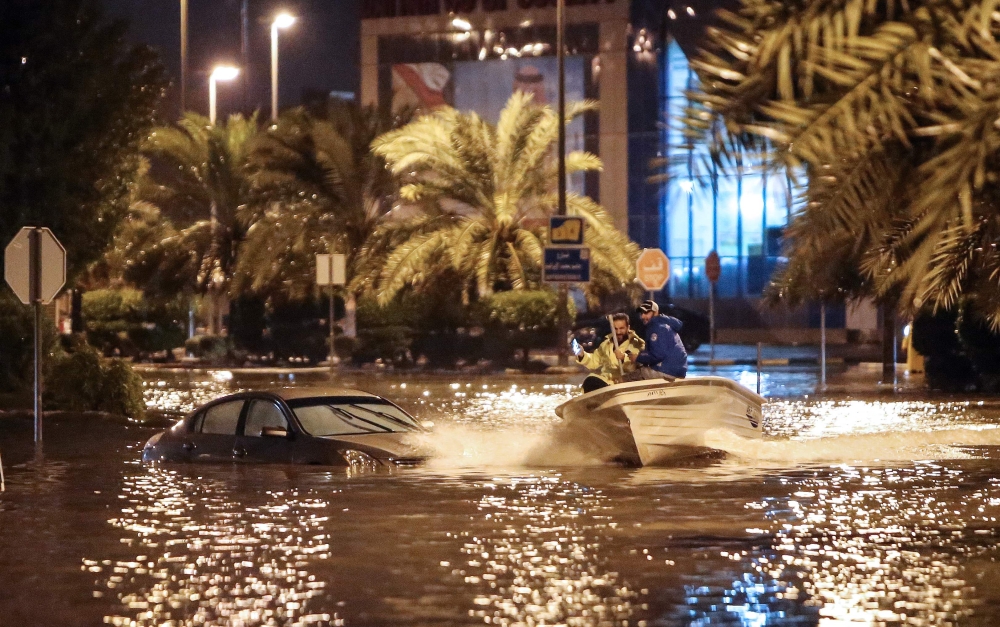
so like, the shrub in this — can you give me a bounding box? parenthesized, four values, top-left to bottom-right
(0, 292, 59, 393)
(333, 335, 358, 360)
(83, 288, 186, 357)
(100, 358, 146, 419)
(479, 290, 576, 330)
(184, 335, 232, 362)
(47, 340, 146, 419)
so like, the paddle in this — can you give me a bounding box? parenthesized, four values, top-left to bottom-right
(608, 314, 625, 377)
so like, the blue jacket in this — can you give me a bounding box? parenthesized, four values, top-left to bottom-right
(636, 314, 688, 378)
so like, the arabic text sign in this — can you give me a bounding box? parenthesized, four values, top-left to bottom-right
(543, 247, 590, 283)
(636, 248, 669, 291)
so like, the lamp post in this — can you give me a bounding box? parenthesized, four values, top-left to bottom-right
(180, 0, 188, 112)
(556, 0, 570, 366)
(271, 13, 296, 121)
(209, 65, 240, 126)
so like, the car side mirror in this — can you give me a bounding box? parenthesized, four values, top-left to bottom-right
(261, 426, 289, 438)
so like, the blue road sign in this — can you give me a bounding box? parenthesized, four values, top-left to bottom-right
(544, 246, 590, 283)
(549, 216, 585, 245)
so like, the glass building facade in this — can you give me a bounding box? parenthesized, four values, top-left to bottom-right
(658, 40, 803, 301)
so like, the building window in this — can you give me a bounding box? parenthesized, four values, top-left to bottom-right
(660, 39, 803, 299)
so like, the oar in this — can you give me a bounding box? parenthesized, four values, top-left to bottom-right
(608, 315, 624, 377)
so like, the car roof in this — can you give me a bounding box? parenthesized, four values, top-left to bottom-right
(267, 386, 381, 401)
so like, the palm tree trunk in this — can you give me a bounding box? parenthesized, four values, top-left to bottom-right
(344, 291, 357, 338)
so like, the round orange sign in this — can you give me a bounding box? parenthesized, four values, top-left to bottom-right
(636, 248, 670, 291)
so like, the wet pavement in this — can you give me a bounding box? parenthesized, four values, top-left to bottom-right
(2, 367, 1000, 626)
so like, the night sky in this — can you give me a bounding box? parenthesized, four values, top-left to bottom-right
(102, 0, 361, 120)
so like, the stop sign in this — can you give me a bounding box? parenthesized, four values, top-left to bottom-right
(636, 248, 670, 291)
(705, 250, 721, 283)
(4, 227, 66, 305)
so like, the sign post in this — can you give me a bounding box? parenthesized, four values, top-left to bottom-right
(316, 253, 346, 370)
(5, 227, 66, 444)
(705, 250, 721, 362)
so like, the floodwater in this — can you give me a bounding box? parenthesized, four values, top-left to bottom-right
(4, 367, 1000, 626)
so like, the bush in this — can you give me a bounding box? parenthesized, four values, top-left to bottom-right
(354, 326, 414, 365)
(478, 290, 576, 330)
(0, 292, 59, 393)
(333, 335, 358, 360)
(47, 341, 145, 419)
(912, 306, 1000, 392)
(184, 335, 232, 362)
(83, 288, 186, 358)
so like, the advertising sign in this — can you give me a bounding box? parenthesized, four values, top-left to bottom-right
(549, 216, 584, 246)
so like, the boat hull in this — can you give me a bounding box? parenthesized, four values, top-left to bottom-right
(554, 377, 764, 466)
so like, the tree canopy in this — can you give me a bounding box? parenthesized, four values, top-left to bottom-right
(0, 0, 164, 280)
(367, 92, 639, 305)
(689, 0, 1000, 325)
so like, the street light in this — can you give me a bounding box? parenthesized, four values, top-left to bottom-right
(180, 0, 188, 112)
(271, 12, 296, 121)
(209, 65, 240, 125)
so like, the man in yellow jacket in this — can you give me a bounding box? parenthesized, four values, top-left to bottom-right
(574, 313, 646, 392)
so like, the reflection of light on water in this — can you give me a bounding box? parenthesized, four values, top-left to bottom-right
(766, 399, 985, 439)
(747, 465, 987, 625)
(402, 382, 574, 432)
(675, 463, 998, 625)
(456, 475, 638, 626)
(93, 467, 343, 626)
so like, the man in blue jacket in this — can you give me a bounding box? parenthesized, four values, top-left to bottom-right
(626, 300, 688, 379)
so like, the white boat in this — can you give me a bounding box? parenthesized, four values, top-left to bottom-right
(553, 376, 764, 466)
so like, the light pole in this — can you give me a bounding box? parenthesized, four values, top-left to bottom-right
(556, 0, 570, 366)
(209, 65, 240, 126)
(180, 0, 188, 112)
(271, 13, 296, 121)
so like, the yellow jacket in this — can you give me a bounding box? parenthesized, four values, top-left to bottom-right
(577, 330, 646, 384)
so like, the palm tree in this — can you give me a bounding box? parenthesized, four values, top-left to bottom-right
(236, 101, 409, 335)
(685, 0, 1000, 379)
(136, 112, 258, 333)
(367, 91, 639, 306)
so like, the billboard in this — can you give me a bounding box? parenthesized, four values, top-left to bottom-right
(392, 56, 589, 195)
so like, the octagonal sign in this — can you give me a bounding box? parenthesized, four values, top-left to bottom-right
(636, 248, 670, 292)
(4, 227, 66, 305)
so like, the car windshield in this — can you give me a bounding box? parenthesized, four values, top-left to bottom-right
(288, 397, 420, 436)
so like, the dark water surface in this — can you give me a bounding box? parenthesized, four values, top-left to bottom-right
(4, 368, 1000, 626)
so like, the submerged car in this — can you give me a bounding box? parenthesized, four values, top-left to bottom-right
(142, 387, 427, 467)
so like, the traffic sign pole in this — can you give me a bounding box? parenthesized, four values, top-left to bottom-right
(5, 226, 67, 446)
(32, 229, 42, 444)
(705, 251, 721, 364)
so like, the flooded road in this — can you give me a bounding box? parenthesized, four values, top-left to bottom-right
(4, 367, 1000, 625)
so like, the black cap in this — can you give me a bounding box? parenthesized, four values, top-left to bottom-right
(637, 300, 659, 314)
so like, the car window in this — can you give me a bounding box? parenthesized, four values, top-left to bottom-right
(189, 410, 206, 432)
(290, 399, 420, 436)
(243, 400, 288, 437)
(200, 400, 244, 435)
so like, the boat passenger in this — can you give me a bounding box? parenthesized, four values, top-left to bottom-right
(573, 313, 646, 393)
(625, 300, 688, 380)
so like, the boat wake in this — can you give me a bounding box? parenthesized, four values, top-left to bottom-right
(705, 426, 1000, 464)
(412, 424, 1000, 469)
(411, 425, 609, 468)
